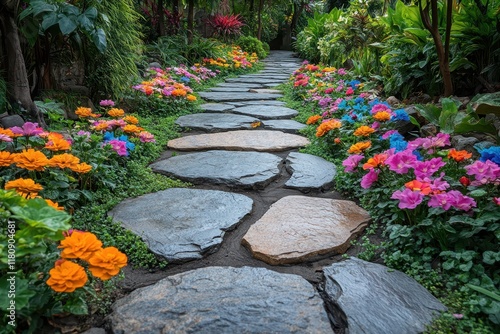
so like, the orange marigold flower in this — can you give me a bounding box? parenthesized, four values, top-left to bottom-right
(12, 149, 49, 171)
(373, 111, 391, 122)
(251, 121, 261, 128)
(334, 137, 342, 144)
(45, 199, 65, 211)
(315, 120, 342, 137)
(353, 125, 376, 137)
(59, 231, 103, 261)
(48, 153, 80, 169)
(187, 94, 197, 101)
(93, 122, 110, 131)
(405, 180, 432, 195)
(0, 151, 13, 167)
(75, 107, 97, 118)
(88, 247, 128, 280)
(448, 148, 472, 162)
(123, 115, 139, 124)
(107, 108, 125, 118)
(348, 141, 372, 154)
(306, 115, 322, 125)
(5, 177, 43, 195)
(171, 89, 187, 97)
(363, 153, 389, 170)
(45, 136, 71, 151)
(70, 162, 92, 174)
(0, 128, 15, 138)
(46, 260, 88, 293)
(122, 124, 143, 134)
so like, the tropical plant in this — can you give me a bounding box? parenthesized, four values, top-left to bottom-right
(236, 36, 268, 59)
(209, 14, 244, 42)
(294, 10, 336, 62)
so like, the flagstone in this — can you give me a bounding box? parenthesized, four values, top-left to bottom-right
(262, 119, 306, 133)
(199, 92, 282, 102)
(200, 103, 234, 112)
(175, 113, 260, 132)
(232, 105, 298, 119)
(285, 152, 336, 191)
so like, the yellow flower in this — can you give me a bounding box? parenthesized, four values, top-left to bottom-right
(186, 94, 197, 102)
(59, 231, 103, 261)
(353, 125, 375, 137)
(88, 247, 128, 280)
(348, 141, 372, 154)
(107, 108, 125, 118)
(46, 260, 88, 293)
(12, 149, 49, 171)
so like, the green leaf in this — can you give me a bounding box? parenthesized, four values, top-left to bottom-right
(92, 28, 107, 53)
(408, 115, 421, 128)
(9, 198, 71, 232)
(469, 189, 488, 198)
(468, 284, 500, 302)
(63, 296, 88, 315)
(0, 276, 36, 310)
(84, 7, 98, 20)
(41, 12, 58, 32)
(58, 15, 77, 35)
(483, 251, 500, 265)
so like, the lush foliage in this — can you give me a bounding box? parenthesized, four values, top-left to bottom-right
(209, 14, 244, 42)
(236, 36, 268, 59)
(286, 62, 500, 331)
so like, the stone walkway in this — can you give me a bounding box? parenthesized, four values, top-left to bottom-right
(106, 51, 446, 333)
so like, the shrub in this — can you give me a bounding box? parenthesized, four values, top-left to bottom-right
(236, 36, 268, 59)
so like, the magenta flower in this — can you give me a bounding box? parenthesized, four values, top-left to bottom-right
(0, 133, 13, 142)
(138, 132, 156, 143)
(371, 122, 380, 130)
(414, 157, 446, 178)
(428, 193, 454, 211)
(105, 139, 128, 156)
(338, 68, 347, 75)
(421, 173, 450, 192)
(407, 137, 428, 151)
(324, 87, 334, 94)
(10, 122, 44, 137)
(493, 197, 500, 205)
(422, 133, 450, 150)
(99, 99, 115, 107)
(361, 169, 379, 189)
(371, 103, 391, 114)
(342, 154, 364, 173)
(391, 189, 424, 209)
(385, 149, 417, 174)
(464, 160, 500, 185)
(346, 87, 354, 95)
(451, 191, 476, 211)
(382, 130, 398, 140)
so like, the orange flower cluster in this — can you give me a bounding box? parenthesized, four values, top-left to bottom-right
(348, 141, 372, 154)
(123, 115, 139, 124)
(5, 178, 43, 199)
(306, 115, 322, 125)
(448, 149, 472, 162)
(75, 107, 98, 118)
(405, 180, 432, 195)
(0, 151, 13, 167)
(171, 88, 187, 97)
(187, 94, 197, 102)
(12, 149, 49, 171)
(47, 231, 128, 292)
(316, 120, 342, 137)
(373, 111, 391, 122)
(122, 124, 143, 134)
(45, 133, 71, 151)
(353, 125, 375, 137)
(363, 153, 388, 170)
(107, 108, 125, 118)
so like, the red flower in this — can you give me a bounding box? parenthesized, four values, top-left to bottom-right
(459, 176, 471, 187)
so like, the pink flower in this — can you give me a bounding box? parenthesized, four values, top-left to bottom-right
(371, 122, 380, 130)
(338, 68, 347, 75)
(324, 87, 334, 94)
(138, 131, 156, 143)
(414, 158, 446, 178)
(493, 198, 500, 205)
(371, 103, 391, 114)
(391, 189, 424, 209)
(382, 130, 398, 140)
(385, 150, 417, 174)
(451, 191, 476, 211)
(0, 133, 13, 142)
(464, 160, 500, 185)
(407, 137, 429, 151)
(99, 99, 115, 107)
(453, 314, 464, 320)
(346, 87, 354, 95)
(428, 193, 454, 210)
(342, 154, 364, 173)
(360, 169, 379, 189)
(105, 139, 128, 156)
(422, 133, 450, 150)
(10, 122, 44, 137)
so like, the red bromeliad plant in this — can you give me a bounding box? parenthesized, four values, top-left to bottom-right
(209, 14, 244, 42)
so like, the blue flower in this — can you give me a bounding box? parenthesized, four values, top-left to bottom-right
(341, 114, 355, 124)
(479, 146, 500, 164)
(389, 133, 408, 152)
(391, 109, 410, 122)
(180, 76, 190, 83)
(103, 131, 115, 141)
(118, 134, 136, 151)
(354, 97, 364, 104)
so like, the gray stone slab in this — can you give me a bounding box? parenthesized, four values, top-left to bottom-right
(285, 152, 336, 191)
(208, 87, 250, 92)
(262, 119, 306, 133)
(264, 83, 283, 88)
(232, 105, 298, 119)
(242, 197, 370, 265)
(199, 92, 283, 102)
(200, 103, 234, 112)
(216, 82, 264, 88)
(109, 266, 332, 334)
(175, 113, 260, 132)
(249, 88, 282, 94)
(108, 189, 253, 263)
(231, 100, 286, 106)
(168, 130, 310, 152)
(323, 258, 447, 334)
(225, 77, 288, 84)
(151, 150, 282, 189)
(239, 74, 291, 80)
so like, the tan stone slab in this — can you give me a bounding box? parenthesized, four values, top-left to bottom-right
(242, 196, 370, 265)
(168, 130, 310, 152)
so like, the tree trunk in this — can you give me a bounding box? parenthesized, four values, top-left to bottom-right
(187, 0, 194, 43)
(419, 0, 453, 97)
(257, 0, 264, 40)
(0, 2, 45, 126)
(282, 3, 304, 50)
(158, 0, 165, 36)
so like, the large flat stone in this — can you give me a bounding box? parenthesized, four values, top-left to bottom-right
(175, 113, 260, 132)
(262, 120, 306, 133)
(200, 103, 234, 112)
(323, 258, 447, 334)
(232, 105, 298, 119)
(108, 189, 253, 263)
(242, 196, 370, 265)
(216, 82, 263, 88)
(199, 92, 283, 102)
(168, 130, 310, 152)
(227, 100, 286, 107)
(285, 152, 336, 191)
(225, 77, 288, 84)
(151, 151, 282, 189)
(239, 74, 291, 80)
(249, 88, 282, 94)
(208, 87, 250, 92)
(109, 266, 332, 334)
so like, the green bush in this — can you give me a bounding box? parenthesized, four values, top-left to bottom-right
(236, 36, 268, 59)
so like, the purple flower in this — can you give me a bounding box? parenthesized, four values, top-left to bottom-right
(0, 133, 13, 142)
(428, 193, 454, 211)
(382, 130, 398, 140)
(99, 99, 115, 107)
(385, 149, 417, 174)
(342, 154, 364, 173)
(422, 133, 450, 150)
(451, 191, 476, 211)
(10, 122, 44, 137)
(407, 137, 429, 151)
(464, 160, 500, 185)
(105, 139, 128, 156)
(414, 158, 446, 178)
(361, 169, 379, 189)
(391, 189, 424, 209)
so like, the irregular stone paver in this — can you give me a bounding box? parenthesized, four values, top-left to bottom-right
(108, 189, 253, 263)
(262, 119, 306, 133)
(263, 83, 283, 88)
(232, 100, 286, 106)
(323, 258, 447, 334)
(151, 151, 282, 189)
(168, 130, 310, 152)
(208, 87, 250, 92)
(232, 105, 298, 119)
(249, 88, 282, 94)
(285, 152, 336, 191)
(215, 82, 263, 88)
(225, 77, 288, 84)
(200, 103, 234, 112)
(242, 196, 370, 265)
(239, 74, 291, 80)
(109, 266, 333, 334)
(199, 92, 282, 102)
(175, 113, 260, 132)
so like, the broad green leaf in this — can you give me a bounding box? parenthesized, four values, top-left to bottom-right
(9, 198, 71, 232)
(469, 189, 488, 198)
(84, 7, 98, 20)
(468, 284, 500, 302)
(0, 276, 36, 310)
(92, 28, 107, 53)
(58, 15, 77, 35)
(41, 12, 58, 32)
